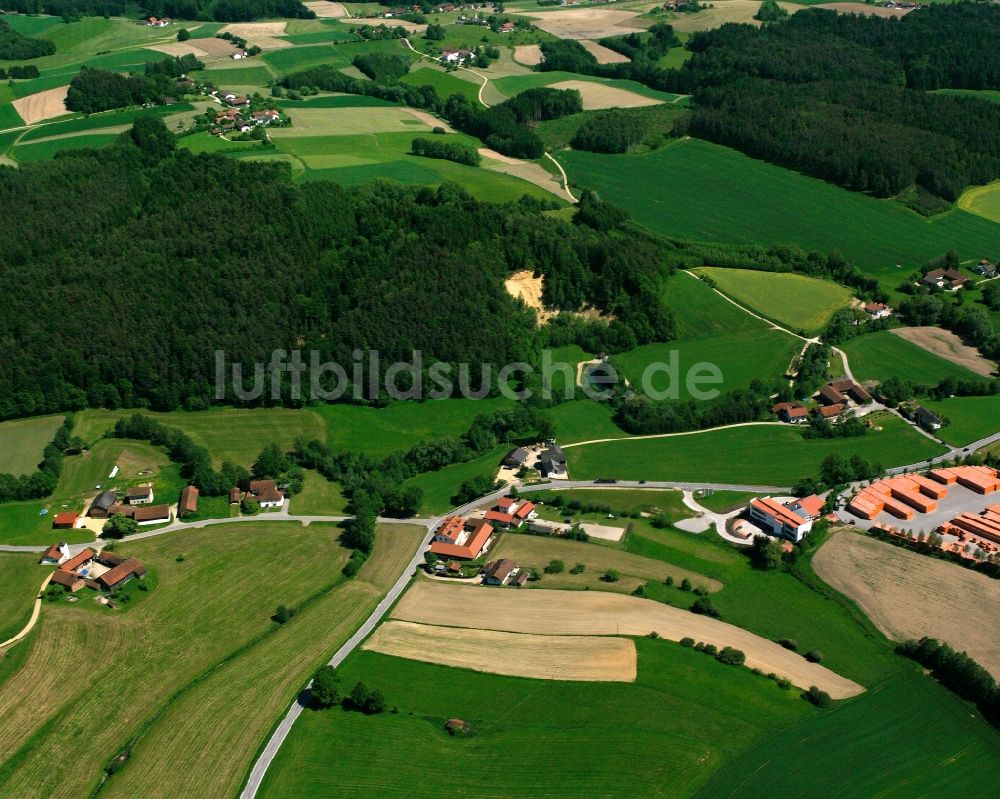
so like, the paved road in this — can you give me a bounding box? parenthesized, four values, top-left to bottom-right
(238, 519, 436, 799)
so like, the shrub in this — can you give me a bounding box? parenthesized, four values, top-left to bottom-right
(805, 650, 824, 663)
(716, 646, 746, 666)
(241, 497, 261, 515)
(804, 685, 832, 708)
(631, 583, 646, 597)
(273, 604, 296, 624)
(664, 575, 674, 587)
(778, 638, 798, 651)
(544, 559, 566, 574)
(703, 643, 718, 657)
(679, 637, 695, 647)
(310, 666, 340, 708)
(102, 514, 139, 539)
(680, 578, 692, 591)
(601, 568, 621, 583)
(690, 596, 720, 618)
(647, 631, 660, 639)
(569, 563, 586, 574)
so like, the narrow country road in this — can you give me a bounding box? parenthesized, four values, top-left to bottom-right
(0, 571, 52, 651)
(561, 420, 786, 448)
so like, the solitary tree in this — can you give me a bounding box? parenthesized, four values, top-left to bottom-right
(310, 666, 340, 708)
(102, 514, 139, 539)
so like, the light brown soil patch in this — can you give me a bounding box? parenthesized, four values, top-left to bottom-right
(12, 86, 69, 126)
(579, 39, 630, 64)
(402, 107, 452, 131)
(548, 79, 661, 110)
(891, 326, 996, 377)
(365, 620, 637, 681)
(814, 531, 1000, 679)
(148, 41, 213, 58)
(666, 1, 800, 34)
(352, 17, 427, 33)
(814, 2, 913, 17)
(505, 269, 558, 323)
(220, 21, 288, 37)
(526, 8, 646, 39)
(485, 159, 570, 202)
(393, 581, 864, 697)
(513, 44, 543, 66)
(304, 1, 348, 17)
(190, 37, 243, 56)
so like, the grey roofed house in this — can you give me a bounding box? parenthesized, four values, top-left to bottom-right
(88, 490, 119, 517)
(539, 444, 566, 475)
(503, 447, 529, 468)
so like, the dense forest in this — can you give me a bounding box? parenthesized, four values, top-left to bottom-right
(0, 118, 674, 420)
(0, 18, 55, 59)
(666, 4, 1000, 201)
(65, 61, 197, 113)
(0, 0, 313, 21)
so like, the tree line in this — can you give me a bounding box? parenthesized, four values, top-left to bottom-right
(1, 0, 313, 21)
(0, 414, 76, 504)
(0, 64, 39, 79)
(0, 18, 55, 60)
(65, 61, 197, 114)
(411, 136, 480, 167)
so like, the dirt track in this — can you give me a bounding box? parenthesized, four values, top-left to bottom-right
(813, 531, 1000, 678)
(393, 581, 864, 697)
(891, 326, 996, 376)
(365, 620, 637, 681)
(549, 79, 661, 110)
(11, 86, 69, 126)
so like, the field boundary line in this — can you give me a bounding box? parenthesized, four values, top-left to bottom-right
(561, 420, 786, 448)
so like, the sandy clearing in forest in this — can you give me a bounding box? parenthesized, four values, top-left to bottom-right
(513, 44, 544, 66)
(11, 86, 68, 126)
(814, 3, 913, 17)
(813, 531, 1000, 679)
(579, 39, 630, 64)
(392, 581, 864, 697)
(504, 269, 558, 323)
(549, 79, 661, 110)
(891, 326, 996, 377)
(525, 8, 646, 39)
(305, 1, 349, 17)
(365, 620, 637, 681)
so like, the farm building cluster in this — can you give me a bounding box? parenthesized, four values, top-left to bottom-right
(229, 479, 285, 508)
(502, 442, 568, 478)
(773, 379, 874, 425)
(846, 466, 1000, 561)
(39, 545, 147, 595)
(86, 484, 172, 526)
(429, 498, 537, 560)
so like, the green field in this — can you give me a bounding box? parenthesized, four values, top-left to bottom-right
(921, 395, 1000, 445)
(566, 415, 946, 485)
(558, 139, 1000, 288)
(17, 103, 194, 142)
(258, 641, 810, 799)
(841, 330, 990, 387)
(0, 104, 23, 130)
(0, 415, 63, 476)
(695, 669, 1000, 799)
(0, 554, 44, 643)
(958, 180, 1000, 223)
(694, 489, 759, 514)
(290, 469, 349, 515)
(548, 400, 628, 443)
(200, 66, 274, 87)
(403, 445, 507, 513)
(73, 407, 327, 467)
(277, 95, 399, 109)
(0, 522, 351, 797)
(10, 134, 119, 163)
(663, 272, 766, 339)
(400, 67, 481, 104)
(694, 267, 853, 334)
(317, 397, 513, 458)
(98, 522, 425, 799)
(614, 327, 799, 399)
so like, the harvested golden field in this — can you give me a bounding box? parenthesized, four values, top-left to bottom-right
(579, 39, 630, 64)
(11, 86, 68, 125)
(148, 40, 214, 58)
(891, 327, 996, 377)
(814, 2, 912, 17)
(526, 8, 646, 39)
(549, 79, 661, 110)
(99, 523, 426, 799)
(365, 620, 637, 681)
(304, 1, 348, 16)
(512, 44, 543, 65)
(490, 533, 722, 594)
(666, 0, 800, 33)
(813, 531, 1000, 679)
(393, 581, 863, 698)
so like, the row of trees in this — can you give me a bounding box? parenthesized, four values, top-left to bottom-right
(410, 136, 480, 166)
(0, 18, 55, 60)
(0, 414, 77, 504)
(1, 0, 312, 21)
(0, 64, 39, 80)
(897, 637, 1000, 728)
